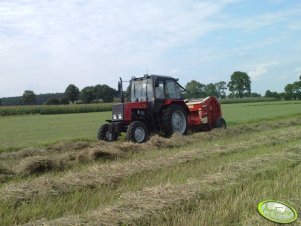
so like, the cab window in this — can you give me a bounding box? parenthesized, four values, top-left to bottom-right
(165, 80, 181, 99)
(155, 80, 165, 99)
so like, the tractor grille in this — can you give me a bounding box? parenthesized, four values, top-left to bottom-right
(112, 103, 124, 121)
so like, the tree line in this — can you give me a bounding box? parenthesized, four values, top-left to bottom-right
(184, 71, 254, 99)
(0, 84, 117, 106)
(265, 76, 301, 100)
(1, 72, 301, 106)
(184, 72, 301, 100)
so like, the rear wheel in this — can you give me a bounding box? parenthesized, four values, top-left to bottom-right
(127, 121, 148, 143)
(97, 123, 118, 141)
(215, 117, 226, 129)
(161, 105, 188, 137)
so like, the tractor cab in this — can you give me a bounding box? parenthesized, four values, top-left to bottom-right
(97, 74, 226, 143)
(128, 74, 184, 102)
(126, 75, 186, 115)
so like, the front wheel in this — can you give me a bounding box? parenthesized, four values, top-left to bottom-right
(215, 117, 226, 129)
(127, 121, 148, 143)
(97, 123, 118, 141)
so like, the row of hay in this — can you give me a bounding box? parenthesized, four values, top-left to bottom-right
(0, 117, 301, 161)
(6, 125, 301, 177)
(0, 146, 122, 180)
(1, 128, 300, 205)
(2, 115, 300, 161)
(1, 116, 301, 179)
(0, 134, 191, 179)
(0, 140, 94, 160)
(0, 129, 222, 180)
(24, 151, 301, 226)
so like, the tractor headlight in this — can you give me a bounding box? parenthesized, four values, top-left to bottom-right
(113, 114, 117, 120)
(118, 113, 123, 119)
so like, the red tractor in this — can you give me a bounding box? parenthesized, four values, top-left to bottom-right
(97, 74, 226, 143)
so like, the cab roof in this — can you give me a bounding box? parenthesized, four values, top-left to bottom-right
(131, 74, 177, 81)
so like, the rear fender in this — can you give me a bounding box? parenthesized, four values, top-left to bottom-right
(163, 100, 190, 114)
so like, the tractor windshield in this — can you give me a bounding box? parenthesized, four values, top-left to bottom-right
(165, 80, 182, 99)
(131, 78, 153, 102)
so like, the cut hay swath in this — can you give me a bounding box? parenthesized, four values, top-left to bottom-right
(1, 116, 300, 162)
(1, 117, 301, 179)
(0, 116, 300, 225)
(1, 128, 301, 205)
(23, 151, 301, 226)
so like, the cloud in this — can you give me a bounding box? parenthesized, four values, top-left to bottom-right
(248, 62, 278, 81)
(0, 0, 300, 96)
(294, 67, 301, 73)
(222, 4, 301, 32)
(0, 0, 236, 96)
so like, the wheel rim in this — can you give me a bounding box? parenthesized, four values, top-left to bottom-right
(221, 122, 226, 129)
(217, 118, 226, 129)
(171, 110, 186, 134)
(134, 126, 145, 142)
(105, 131, 112, 140)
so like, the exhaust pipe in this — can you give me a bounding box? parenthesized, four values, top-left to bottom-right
(118, 77, 124, 103)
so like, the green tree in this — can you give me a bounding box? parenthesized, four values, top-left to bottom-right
(22, 90, 36, 105)
(205, 83, 218, 97)
(215, 81, 227, 99)
(292, 81, 301, 99)
(93, 84, 116, 103)
(94, 85, 103, 102)
(284, 75, 301, 100)
(80, 86, 96, 103)
(284, 83, 301, 100)
(101, 85, 116, 103)
(250, 92, 261, 97)
(227, 71, 251, 98)
(265, 90, 280, 99)
(185, 80, 206, 99)
(65, 84, 80, 103)
(284, 84, 294, 100)
(45, 98, 60, 105)
(60, 97, 69, 105)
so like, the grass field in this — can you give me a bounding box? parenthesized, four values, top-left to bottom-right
(222, 100, 301, 125)
(1, 101, 301, 152)
(0, 112, 111, 152)
(0, 101, 301, 225)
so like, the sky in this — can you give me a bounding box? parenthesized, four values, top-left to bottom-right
(0, 0, 300, 97)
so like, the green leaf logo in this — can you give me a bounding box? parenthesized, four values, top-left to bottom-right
(258, 200, 298, 224)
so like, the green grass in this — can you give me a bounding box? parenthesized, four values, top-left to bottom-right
(0, 112, 111, 152)
(0, 109, 301, 225)
(1, 100, 301, 152)
(222, 100, 301, 125)
(220, 96, 278, 104)
(1, 121, 300, 225)
(156, 159, 301, 226)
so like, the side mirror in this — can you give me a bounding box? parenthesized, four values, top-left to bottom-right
(155, 80, 159, 87)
